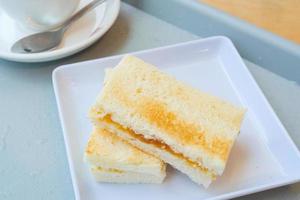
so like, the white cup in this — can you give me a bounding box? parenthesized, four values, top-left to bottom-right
(0, 0, 80, 30)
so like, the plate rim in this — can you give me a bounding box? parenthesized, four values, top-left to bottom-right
(0, 0, 120, 63)
(52, 36, 300, 200)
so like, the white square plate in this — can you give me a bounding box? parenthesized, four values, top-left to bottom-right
(53, 37, 300, 200)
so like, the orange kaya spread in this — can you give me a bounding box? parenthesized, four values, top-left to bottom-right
(101, 114, 216, 179)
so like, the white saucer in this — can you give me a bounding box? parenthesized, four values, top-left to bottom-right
(0, 0, 120, 63)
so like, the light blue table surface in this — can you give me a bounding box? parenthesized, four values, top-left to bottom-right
(0, 3, 299, 200)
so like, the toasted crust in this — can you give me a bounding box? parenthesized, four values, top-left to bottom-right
(91, 55, 245, 176)
(84, 127, 166, 176)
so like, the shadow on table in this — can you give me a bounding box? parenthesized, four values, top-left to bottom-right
(67, 10, 130, 63)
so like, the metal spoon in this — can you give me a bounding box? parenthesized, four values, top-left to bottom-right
(11, 0, 106, 54)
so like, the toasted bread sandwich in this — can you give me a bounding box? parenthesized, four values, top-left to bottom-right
(89, 55, 245, 187)
(84, 127, 166, 183)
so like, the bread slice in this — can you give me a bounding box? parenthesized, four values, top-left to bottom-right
(93, 117, 214, 187)
(84, 127, 166, 183)
(90, 55, 245, 187)
(90, 166, 165, 184)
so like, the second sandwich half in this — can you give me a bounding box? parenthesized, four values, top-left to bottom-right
(85, 127, 166, 183)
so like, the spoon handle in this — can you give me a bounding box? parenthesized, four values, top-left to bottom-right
(62, 0, 106, 29)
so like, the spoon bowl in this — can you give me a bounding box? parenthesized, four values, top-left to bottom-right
(11, 30, 64, 53)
